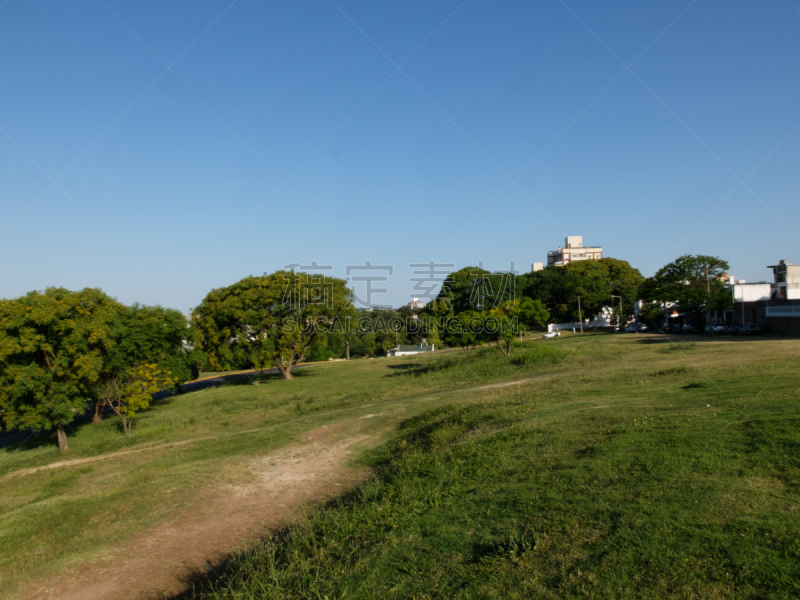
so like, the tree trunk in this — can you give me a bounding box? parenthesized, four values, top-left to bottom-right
(496, 340, 510, 357)
(275, 357, 294, 380)
(56, 424, 69, 451)
(123, 418, 132, 437)
(92, 400, 105, 423)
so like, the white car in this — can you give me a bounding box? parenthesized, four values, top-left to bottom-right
(542, 331, 561, 339)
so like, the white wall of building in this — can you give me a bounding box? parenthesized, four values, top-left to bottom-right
(732, 283, 771, 302)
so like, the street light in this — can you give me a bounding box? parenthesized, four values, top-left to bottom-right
(611, 295, 623, 331)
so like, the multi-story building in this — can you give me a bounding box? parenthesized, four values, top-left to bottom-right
(768, 259, 800, 300)
(546, 236, 602, 267)
(408, 298, 425, 309)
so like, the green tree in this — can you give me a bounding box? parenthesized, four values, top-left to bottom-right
(193, 271, 356, 380)
(519, 266, 569, 321)
(444, 311, 484, 355)
(98, 363, 176, 436)
(518, 297, 550, 331)
(640, 255, 731, 326)
(599, 258, 644, 327)
(430, 266, 491, 314)
(520, 259, 642, 326)
(489, 301, 523, 357)
(0, 288, 123, 451)
(560, 261, 615, 323)
(93, 304, 199, 422)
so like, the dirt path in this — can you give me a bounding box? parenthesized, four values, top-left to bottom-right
(16, 426, 370, 600)
(0, 437, 219, 481)
(7, 375, 554, 599)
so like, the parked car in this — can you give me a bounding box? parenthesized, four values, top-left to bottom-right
(741, 323, 763, 335)
(706, 324, 729, 335)
(542, 331, 561, 339)
(681, 324, 697, 333)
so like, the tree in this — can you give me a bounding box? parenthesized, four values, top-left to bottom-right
(429, 266, 492, 314)
(560, 261, 615, 323)
(93, 304, 198, 422)
(518, 297, 550, 331)
(193, 271, 356, 380)
(489, 301, 524, 357)
(599, 258, 645, 326)
(641, 255, 731, 326)
(444, 310, 484, 355)
(519, 259, 642, 326)
(99, 363, 176, 436)
(0, 288, 123, 451)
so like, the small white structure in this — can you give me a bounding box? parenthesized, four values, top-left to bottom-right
(386, 344, 435, 357)
(408, 298, 425, 309)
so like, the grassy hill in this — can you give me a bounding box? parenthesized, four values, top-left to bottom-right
(2, 333, 799, 598)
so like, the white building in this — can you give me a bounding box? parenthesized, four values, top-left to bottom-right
(547, 236, 603, 267)
(408, 298, 425, 309)
(769, 260, 800, 300)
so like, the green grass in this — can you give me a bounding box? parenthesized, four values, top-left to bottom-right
(181, 335, 800, 600)
(2, 334, 800, 598)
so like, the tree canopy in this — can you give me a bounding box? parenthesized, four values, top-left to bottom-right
(0, 288, 123, 450)
(193, 271, 356, 379)
(640, 254, 731, 323)
(519, 258, 643, 324)
(105, 304, 199, 385)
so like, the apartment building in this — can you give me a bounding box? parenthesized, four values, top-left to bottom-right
(546, 236, 603, 266)
(769, 259, 800, 300)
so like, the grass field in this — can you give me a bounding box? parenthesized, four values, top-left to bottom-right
(2, 333, 799, 598)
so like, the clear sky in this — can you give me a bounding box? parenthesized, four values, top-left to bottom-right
(2, 0, 799, 312)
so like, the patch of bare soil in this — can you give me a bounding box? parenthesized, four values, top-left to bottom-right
(16, 427, 370, 600)
(478, 378, 534, 390)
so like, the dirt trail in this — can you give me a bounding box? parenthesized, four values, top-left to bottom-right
(0, 437, 218, 481)
(16, 426, 370, 600)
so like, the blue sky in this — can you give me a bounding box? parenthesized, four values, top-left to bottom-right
(2, 0, 799, 312)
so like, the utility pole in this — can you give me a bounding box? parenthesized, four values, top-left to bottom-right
(577, 296, 584, 333)
(705, 264, 712, 329)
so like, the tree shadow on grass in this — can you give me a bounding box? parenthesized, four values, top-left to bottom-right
(0, 410, 116, 452)
(634, 334, 784, 345)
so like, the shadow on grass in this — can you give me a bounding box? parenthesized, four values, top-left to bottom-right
(383, 356, 466, 378)
(635, 334, 784, 345)
(0, 410, 115, 452)
(385, 363, 421, 370)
